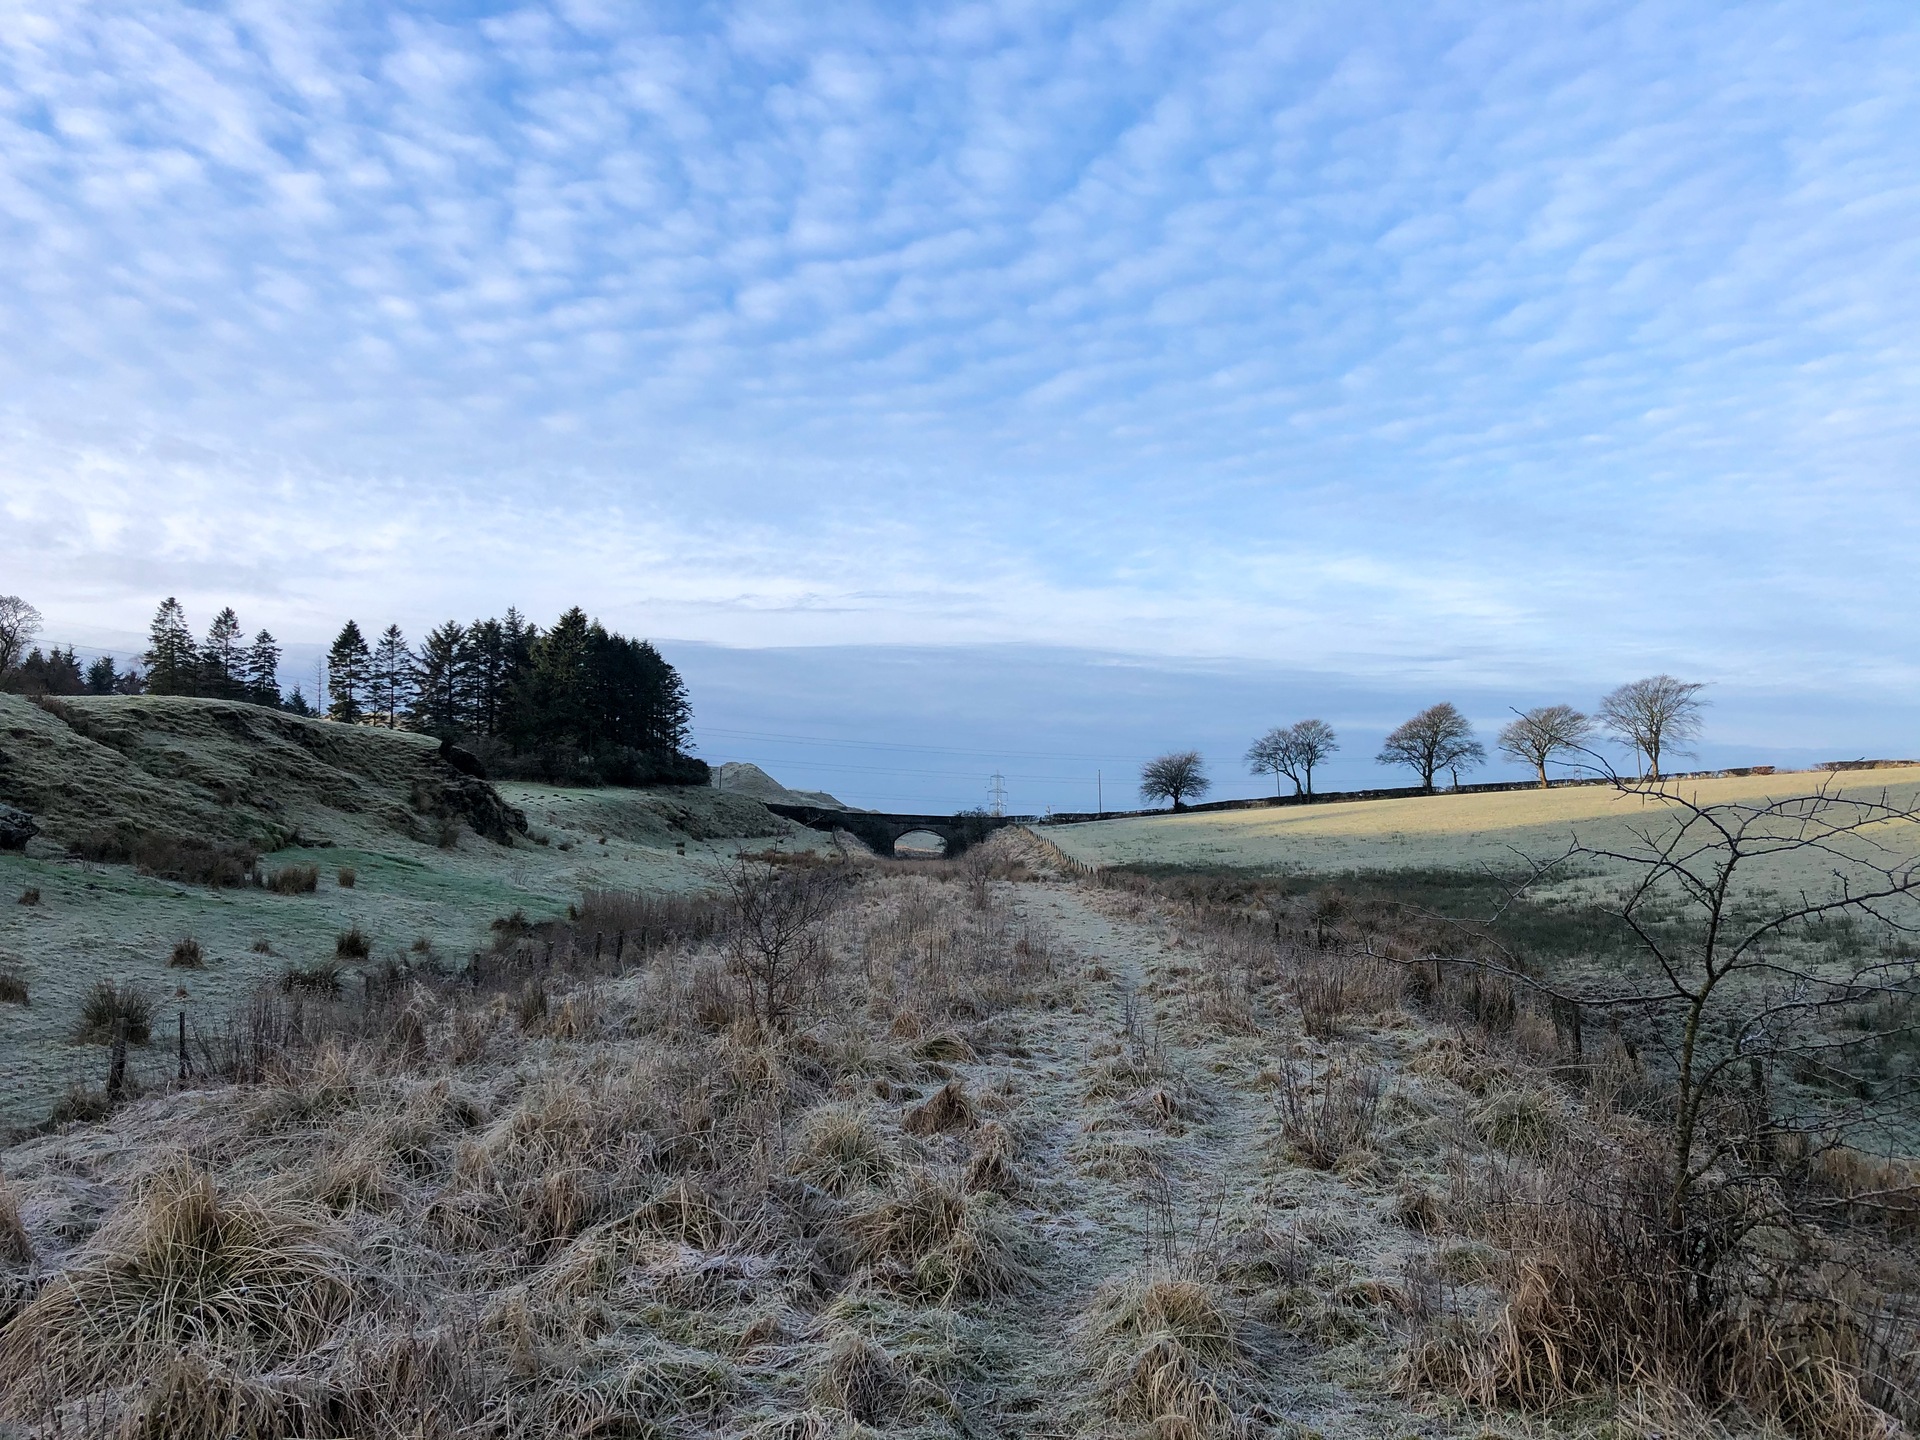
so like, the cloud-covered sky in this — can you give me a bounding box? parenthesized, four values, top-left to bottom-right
(4, 2, 1918, 805)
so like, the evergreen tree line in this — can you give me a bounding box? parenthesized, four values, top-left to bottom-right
(11, 595, 703, 788)
(323, 606, 703, 786)
(141, 598, 296, 707)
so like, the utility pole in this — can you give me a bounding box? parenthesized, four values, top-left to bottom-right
(1097, 770, 1102, 816)
(988, 772, 1007, 817)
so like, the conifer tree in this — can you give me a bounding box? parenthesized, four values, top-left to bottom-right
(326, 620, 372, 723)
(244, 630, 283, 707)
(410, 621, 471, 737)
(143, 598, 199, 695)
(203, 607, 245, 699)
(285, 686, 312, 716)
(370, 624, 415, 727)
(85, 655, 119, 695)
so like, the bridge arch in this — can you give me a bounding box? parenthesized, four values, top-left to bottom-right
(892, 829, 948, 858)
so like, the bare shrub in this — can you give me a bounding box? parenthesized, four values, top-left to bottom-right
(168, 936, 204, 969)
(576, 889, 729, 963)
(720, 856, 852, 1026)
(129, 834, 259, 888)
(73, 981, 152, 1045)
(1275, 1059, 1382, 1170)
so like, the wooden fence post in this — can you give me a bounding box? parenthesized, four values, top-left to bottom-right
(107, 1018, 128, 1102)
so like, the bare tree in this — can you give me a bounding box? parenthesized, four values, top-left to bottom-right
(1247, 719, 1339, 797)
(1556, 781, 1920, 1233)
(1140, 751, 1210, 811)
(720, 856, 852, 1027)
(1598, 674, 1705, 780)
(1497, 704, 1592, 788)
(0, 596, 42, 677)
(1376, 703, 1484, 793)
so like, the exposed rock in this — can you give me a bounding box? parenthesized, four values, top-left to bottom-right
(0, 803, 37, 851)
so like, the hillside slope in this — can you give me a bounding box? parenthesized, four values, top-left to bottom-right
(0, 694, 524, 854)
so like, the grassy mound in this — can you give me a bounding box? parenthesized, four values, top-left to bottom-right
(0, 694, 526, 856)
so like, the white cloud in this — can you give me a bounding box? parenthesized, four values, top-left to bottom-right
(0, 0, 1917, 728)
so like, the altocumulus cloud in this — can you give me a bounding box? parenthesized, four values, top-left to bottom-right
(1, 0, 1918, 702)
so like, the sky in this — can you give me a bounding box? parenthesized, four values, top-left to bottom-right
(3, 2, 1918, 811)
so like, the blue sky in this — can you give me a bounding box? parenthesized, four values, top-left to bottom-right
(4, 2, 1918, 810)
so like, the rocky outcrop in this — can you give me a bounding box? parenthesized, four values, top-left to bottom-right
(0, 803, 36, 851)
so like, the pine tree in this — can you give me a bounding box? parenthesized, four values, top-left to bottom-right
(244, 630, 283, 707)
(370, 624, 415, 727)
(285, 686, 312, 716)
(203, 607, 245, 699)
(522, 606, 596, 748)
(410, 621, 471, 737)
(85, 655, 119, 695)
(326, 620, 372, 724)
(143, 598, 199, 695)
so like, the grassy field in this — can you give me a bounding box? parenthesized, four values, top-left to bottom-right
(0, 693, 843, 1131)
(1044, 767, 1920, 892)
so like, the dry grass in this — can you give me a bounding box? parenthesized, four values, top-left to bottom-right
(15, 888, 37, 907)
(169, 935, 205, 969)
(1404, 1134, 1919, 1439)
(851, 1172, 1036, 1302)
(789, 1104, 897, 1196)
(261, 863, 319, 895)
(0, 1160, 356, 1397)
(0, 1178, 29, 1267)
(0, 974, 25, 1006)
(1084, 1270, 1250, 1439)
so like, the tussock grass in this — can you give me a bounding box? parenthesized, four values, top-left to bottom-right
(262, 862, 319, 894)
(73, 979, 152, 1044)
(335, 925, 370, 960)
(0, 1160, 356, 1398)
(852, 1172, 1036, 1302)
(1084, 1270, 1249, 1439)
(902, 1079, 975, 1136)
(15, 887, 38, 907)
(169, 935, 205, 969)
(0, 974, 26, 1005)
(336, 866, 357, 888)
(789, 1104, 897, 1196)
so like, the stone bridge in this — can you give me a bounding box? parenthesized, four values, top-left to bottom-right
(764, 803, 1032, 857)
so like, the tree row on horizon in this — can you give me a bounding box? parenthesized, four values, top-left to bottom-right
(1140, 676, 1709, 809)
